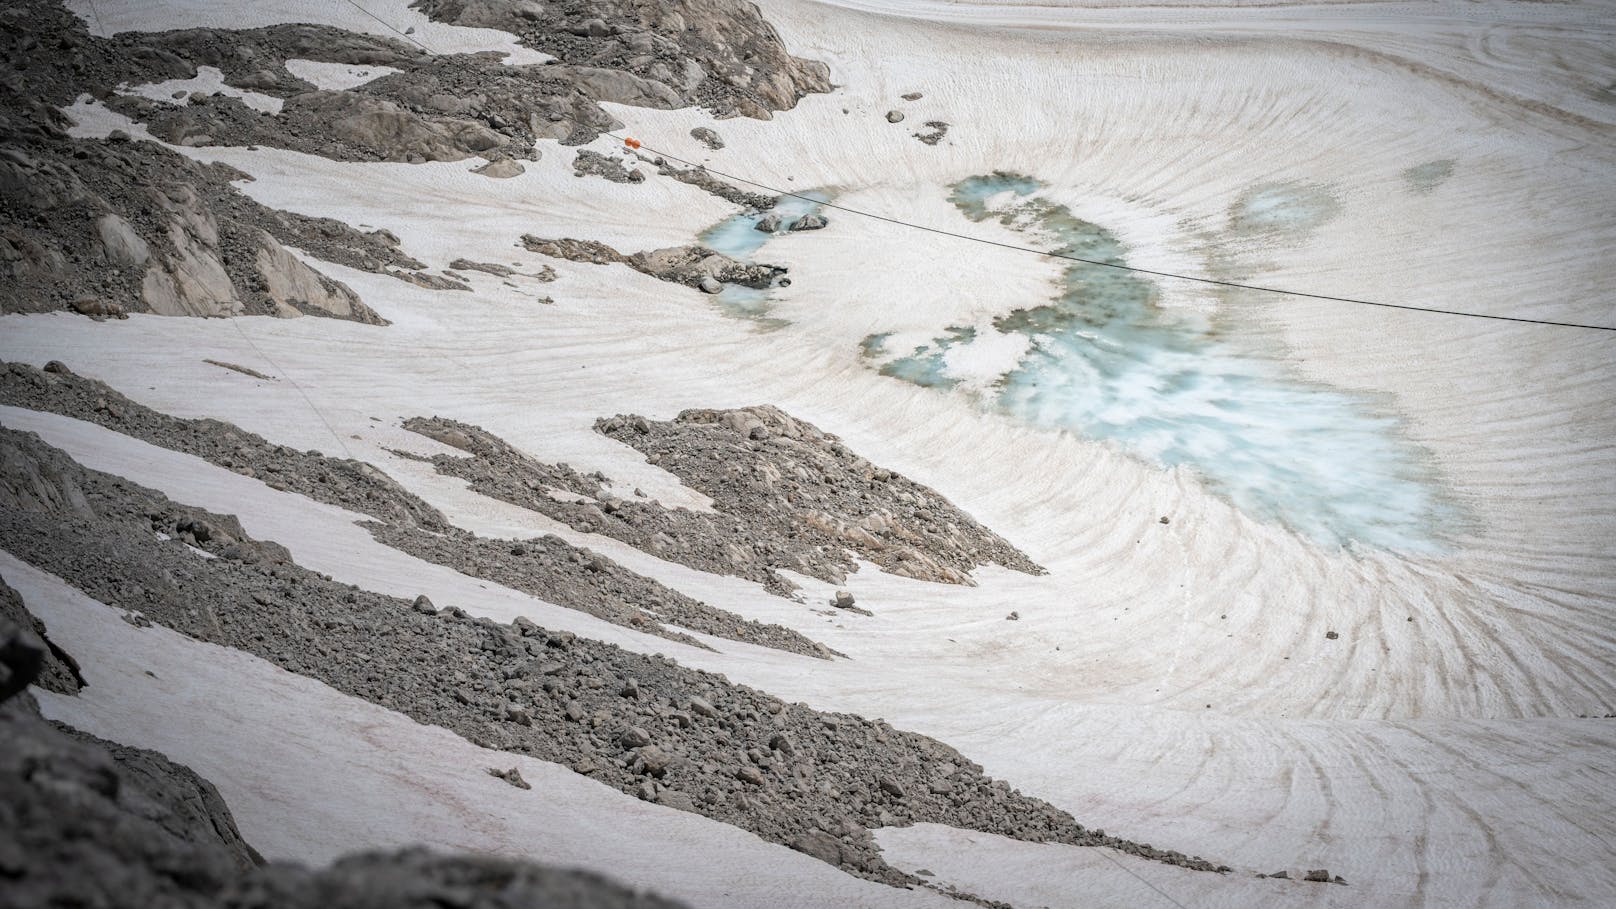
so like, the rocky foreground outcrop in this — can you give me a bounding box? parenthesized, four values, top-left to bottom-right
(0, 569, 81, 698)
(0, 574, 690, 908)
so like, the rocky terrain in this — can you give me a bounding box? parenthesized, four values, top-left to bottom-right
(0, 361, 825, 656)
(650, 155, 778, 210)
(1, 574, 693, 908)
(573, 147, 778, 211)
(599, 407, 1044, 586)
(0, 361, 448, 529)
(522, 235, 786, 292)
(414, 0, 833, 120)
(405, 412, 1042, 596)
(0, 0, 832, 321)
(0, 577, 81, 700)
(365, 520, 835, 657)
(0, 424, 1227, 889)
(0, 3, 425, 320)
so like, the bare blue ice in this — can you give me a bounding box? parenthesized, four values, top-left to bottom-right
(877, 174, 1460, 552)
(702, 176, 1458, 552)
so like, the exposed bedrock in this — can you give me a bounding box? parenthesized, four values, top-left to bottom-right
(9, 2, 613, 160)
(404, 412, 1042, 597)
(1, 5, 409, 320)
(415, 0, 833, 120)
(0, 130, 393, 321)
(14, 0, 828, 163)
(2, 0, 830, 320)
(1, 574, 265, 900)
(1, 690, 266, 907)
(3, 681, 692, 907)
(521, 235, 785, 290)
(573, 147, 645, 183)
(0, 361, 824, 657)
(0, 427, 1229, 886)
(0, 576, 691, 909)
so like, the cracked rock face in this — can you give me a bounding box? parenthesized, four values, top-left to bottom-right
(416, 0, 832, 120)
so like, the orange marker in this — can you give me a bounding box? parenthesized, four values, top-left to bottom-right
(623, 137, 642, 150)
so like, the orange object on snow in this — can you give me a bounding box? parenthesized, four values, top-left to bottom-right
(623, 137, 642, 150)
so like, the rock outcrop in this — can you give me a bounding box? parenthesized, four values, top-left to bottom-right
(522, 235, 785, 291)
(0, 4, 398, 321)
(0, 574, 81, 696)
(0, 0, 836, 320)
(914, 121, 950, 145)
(415, 0, 832, 120)
(573, 148, 645, 183)
(598, 406, 1045, 586)
(397, 406, 1043, 598)
(690, 126, 724, 149)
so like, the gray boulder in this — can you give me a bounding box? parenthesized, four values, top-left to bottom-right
(95, 214, 150, 267)
(472, 158, 526, 179)
(690, 127, 724, 150)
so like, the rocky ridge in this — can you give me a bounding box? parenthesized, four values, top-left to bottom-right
(0, 361, 826, 656)
(648, 154, 777, 210)
(1, 0, 832, 320)
(0, 570, 81, 697)
(0, 425, 1230, 888)
(0, 361, 448, 529)
(365, 518, 835, 658)
(404, 413, 1042, 596)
